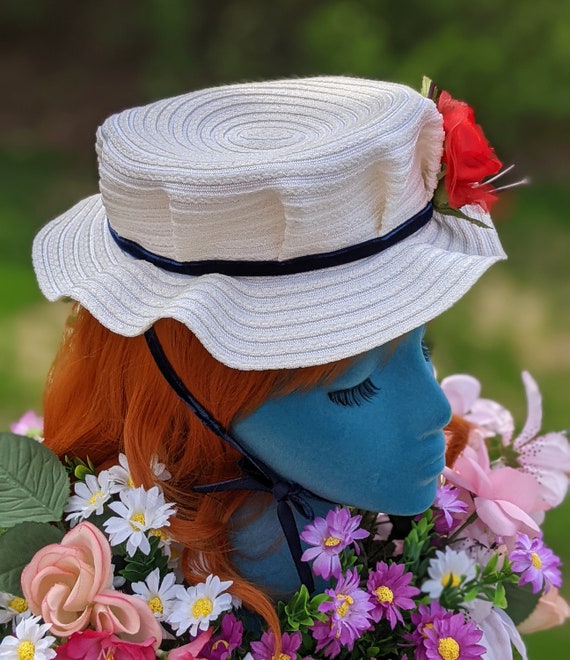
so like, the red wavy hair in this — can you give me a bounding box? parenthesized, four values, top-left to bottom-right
(42, 305, 354, 637)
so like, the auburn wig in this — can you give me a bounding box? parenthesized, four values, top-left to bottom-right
(42, 304, 356, 635)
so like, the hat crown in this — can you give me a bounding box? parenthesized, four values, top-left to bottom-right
(96, 77, 444, 262)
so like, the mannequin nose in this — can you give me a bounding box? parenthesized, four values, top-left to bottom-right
(417, 368, 453, 434)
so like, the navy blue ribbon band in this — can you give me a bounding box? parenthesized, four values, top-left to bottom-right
(110, 203, 433, 277)
(144, 327, 316, 592)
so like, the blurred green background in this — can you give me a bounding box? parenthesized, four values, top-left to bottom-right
(1, 0, 568, 656)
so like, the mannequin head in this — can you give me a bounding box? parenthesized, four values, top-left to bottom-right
(232, 325, 452, 515)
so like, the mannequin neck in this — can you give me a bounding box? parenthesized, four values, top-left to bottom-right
(228, 493, 335, 599)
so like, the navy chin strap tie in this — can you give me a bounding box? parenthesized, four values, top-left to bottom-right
(110, 203, 433, 277)
(144, 327, 316, 593)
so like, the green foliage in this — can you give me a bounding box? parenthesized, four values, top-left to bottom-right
(117, 535, 169, 584)
(0, 521, 64, 596)
(0, 432, 70, 527)
(279, 584, 329, 631)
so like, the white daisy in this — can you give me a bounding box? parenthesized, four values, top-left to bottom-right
(103, 486, 176, 556)
(131, 568, 179, 622)
(64, 472, 113, 524)
(421, 547, 477, 600)
(107, 453, 135, 492)
(0, 593, 29, 625)
(0, 614, 56, 659)
(150, 456, 172, 482)
(169, 574, 233, 636)
(107, 453, 171, 494)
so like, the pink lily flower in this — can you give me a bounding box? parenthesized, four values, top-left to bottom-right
(510, 372, 570, 509)
(443, 443, 544, 541)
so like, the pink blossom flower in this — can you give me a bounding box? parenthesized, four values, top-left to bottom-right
(300, 507, 369, 580)
(518, 587, 570, 634)
(250, 630, 302, 659)
(54, 629, 156, 659)
(441, 375, 514, 446)
(443, 443, 544, 541)
(366, 561, 419, 628)
(423, 611, 485, 659)
(509, 533, 562, 594)
(510, 372, 570, 508)
(21, 521, 161, 647)
(312, 569, 374, 656)
(10, 410, 44, 440)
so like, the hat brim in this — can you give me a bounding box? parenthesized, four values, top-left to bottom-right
(33, 194, 505, 370)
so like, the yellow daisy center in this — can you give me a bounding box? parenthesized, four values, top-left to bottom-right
(441, 572, 461, 588)
(335, 593, 354, 618)
(148, 596, 163, 615)
(531, 552, 542, 569)
(149, 528, 169, 541)
(421, 622, 434, 638)
(127, 476, 135, 488)
(88, 491, 105, 506)
(276, 655, 291, 660)
(130, 512, 146, 530)
(374, 585, 394, 603)
(17, 641, 35, 660)
(8, 596, 28, 613)
(324, 536, 341, 547)
(438, 636, 460, 660)
(192, 597, 213, 618)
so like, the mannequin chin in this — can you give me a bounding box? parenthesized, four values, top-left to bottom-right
(229, 325, 452, 596)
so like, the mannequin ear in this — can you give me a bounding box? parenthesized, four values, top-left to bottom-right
(444, 414, 473, 467)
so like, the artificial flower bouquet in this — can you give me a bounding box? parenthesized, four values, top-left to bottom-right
(1, 371, 569, 660)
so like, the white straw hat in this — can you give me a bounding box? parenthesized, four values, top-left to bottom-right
(32, 76, 506, 370)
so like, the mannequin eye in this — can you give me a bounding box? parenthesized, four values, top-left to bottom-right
(328, 377, 380, 407)
(421, 340, 432, 362)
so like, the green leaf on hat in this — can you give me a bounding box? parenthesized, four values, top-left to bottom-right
(0, 432, 70, 527)
(0, 521, 64, 597)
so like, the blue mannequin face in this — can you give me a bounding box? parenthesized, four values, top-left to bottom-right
(231, 326, 452, 515)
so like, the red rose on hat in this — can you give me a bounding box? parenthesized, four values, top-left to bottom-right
(437, 90, 502, 212)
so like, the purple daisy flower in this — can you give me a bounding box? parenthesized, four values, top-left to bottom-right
(509, 533, 562, 594)
(250, 630, 302, 660)
(423, 612, 485, 660)
(312, 568, 374, 656)
(406, 602, 455, 660)
(366, 561, 420, 628)
(204, 613, 243, 659)
(433, 484, 468, 534)
(300, 507, 369, 580)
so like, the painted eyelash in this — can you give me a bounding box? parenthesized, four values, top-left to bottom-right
(328, 377, 381, 407)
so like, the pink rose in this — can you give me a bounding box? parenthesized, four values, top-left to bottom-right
(55, 629, 156, 660)
(22, 521, 113, 636)
(21, 522, 161, 647)
(518, 587, 570, 634)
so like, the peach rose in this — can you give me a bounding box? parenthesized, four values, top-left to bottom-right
(21, 521, 161, 648)
(518, 587, 570, 634)
(22, 521, 113, 636)
(91, 589, 162, 648)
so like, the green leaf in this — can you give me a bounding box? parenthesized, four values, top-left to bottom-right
(0, 521, 64, 596)
(504, 582, 542, 625)
(0, 433, 70, 527)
